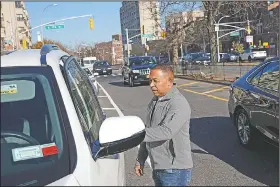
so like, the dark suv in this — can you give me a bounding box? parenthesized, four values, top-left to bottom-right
(228, 57, 279, 148)
(122, 56, 157, 87)
(93, 60, 112, 75)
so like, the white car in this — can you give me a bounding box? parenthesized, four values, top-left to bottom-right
(82, 57, 97, 72)
(1, 44, 145, 186)
(239, 48, 267, 61)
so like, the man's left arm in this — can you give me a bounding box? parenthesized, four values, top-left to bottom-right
(144, 99, 191, 142)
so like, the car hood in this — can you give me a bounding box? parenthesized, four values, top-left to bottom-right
(131, 64, 157, 70)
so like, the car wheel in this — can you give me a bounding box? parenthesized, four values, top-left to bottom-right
(129, 76, 134, 87)
(235, 108, 256, 148)
(248, 56, 252, 62)
(123, 76, 128, 85)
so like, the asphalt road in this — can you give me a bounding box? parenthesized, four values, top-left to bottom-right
(95, 70, 279, 186)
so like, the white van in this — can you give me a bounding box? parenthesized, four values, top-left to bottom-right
(82, 57, 97, 72)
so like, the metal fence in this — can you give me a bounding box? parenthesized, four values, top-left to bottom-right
(172, 63, 257, 82)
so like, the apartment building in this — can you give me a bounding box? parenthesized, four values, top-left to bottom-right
(94, 34, 124, 65)
(1, 1, 32, 51)
(120, 1, 162, 56)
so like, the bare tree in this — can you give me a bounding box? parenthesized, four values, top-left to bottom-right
(145, 1, 201, 64)
(146, 1, 276, 64)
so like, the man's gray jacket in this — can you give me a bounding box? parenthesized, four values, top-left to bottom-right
(137, 86, 193, 170)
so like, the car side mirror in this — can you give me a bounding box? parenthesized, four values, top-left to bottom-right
(94, 116, 145, 160)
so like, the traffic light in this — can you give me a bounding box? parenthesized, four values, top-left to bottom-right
(142, 25, 145, 34)
(161, 31, 166, 38)
(246, 25, 251, 35)
(89, 18, 94, 30)
(22, 39, 27, 49)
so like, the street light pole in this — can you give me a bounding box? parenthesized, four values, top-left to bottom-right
(216, 15, 230, 63)
(41, 3, 58, 45)
(125, 28, 130, 64)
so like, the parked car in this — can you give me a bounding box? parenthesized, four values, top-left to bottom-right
(122, 56, 157, 87)
(192, 53, 211, 65)
(183, 52, 205, 64)
(92, 60, 112, 75)
(228, 57, 279, 148)
(228, 52, 239, 62)
(219, 53, 231, 63)
(1, 45, 145, 186)
(239, 48, 267, 62)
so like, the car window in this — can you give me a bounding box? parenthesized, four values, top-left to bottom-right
(1, 67, 70, 186)
(251, 61, 279, 92)
(65, 58, 103, 152)
(129, 57, 157, 66)
(258, 61, 279, 91)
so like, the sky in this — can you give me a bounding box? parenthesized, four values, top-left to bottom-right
(25, 2, 122, 48)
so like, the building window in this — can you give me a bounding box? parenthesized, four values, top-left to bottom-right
(15, 1, 21, 8)
(16, 14, 24, 21)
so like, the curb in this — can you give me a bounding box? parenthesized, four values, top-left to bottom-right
(175, 75, 233, 86)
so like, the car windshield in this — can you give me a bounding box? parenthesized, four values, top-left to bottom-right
(95, 61, 110, 66)
(1, 67, 69, 186)
(129, 57, 157, 66)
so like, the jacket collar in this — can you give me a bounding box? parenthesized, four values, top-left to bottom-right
(152, 86, 177, 102)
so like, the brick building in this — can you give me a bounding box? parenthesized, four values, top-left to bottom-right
(94, 34, 123, 65)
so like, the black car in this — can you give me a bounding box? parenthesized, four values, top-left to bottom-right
(92, 61, 112, 75)
(228, 57, 279, 148)
(122, 56, 157, 87)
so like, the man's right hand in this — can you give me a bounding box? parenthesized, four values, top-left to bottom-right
(135, 162, 144, 176)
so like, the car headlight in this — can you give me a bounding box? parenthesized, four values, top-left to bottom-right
(132, 70, 139, 73)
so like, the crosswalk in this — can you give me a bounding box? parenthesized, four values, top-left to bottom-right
(95, 73, 122, 78)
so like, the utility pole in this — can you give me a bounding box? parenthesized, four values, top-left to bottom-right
(125, 28, 130, 64)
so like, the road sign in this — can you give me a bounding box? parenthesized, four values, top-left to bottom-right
(246, 35, 253, 43)
(142, 34, 153, 38)
(45, 24, 64, 30)
(230, 31, 240, 36)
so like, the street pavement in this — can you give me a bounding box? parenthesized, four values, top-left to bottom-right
(95, 70, 279, 186)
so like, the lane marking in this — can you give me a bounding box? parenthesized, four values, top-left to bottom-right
(96, 81, 152, 167)
(98, 96, 107, 98)
(112, 74, 116, 76)
(182, 88, 228, 102)
(177, 82, 198, 88)
(102, 108, 117, 110)
(104, 75, 107, 77)
(202, 86, 229, 94)
(118, 73, 122, 76)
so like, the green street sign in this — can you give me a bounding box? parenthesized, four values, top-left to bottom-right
(230, 31, 239, 37)
(45, 24, 65, 30)
(142, 34, 154, 38)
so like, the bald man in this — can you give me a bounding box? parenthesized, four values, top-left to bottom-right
(134, 64, 193, 186)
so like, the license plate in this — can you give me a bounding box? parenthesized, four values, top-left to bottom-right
(146, 74, 149, 78)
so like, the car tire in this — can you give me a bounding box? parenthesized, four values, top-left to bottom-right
(234, 108, 257, 148)
(129, 76, 134, 87)
(123, 76, 128, 85)
(248, 56, 252, 62)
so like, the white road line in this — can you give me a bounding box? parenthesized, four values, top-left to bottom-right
(102, 108, 117, 110)
(98, 95, 107, 98)
(96, 81, 152, 167)
(104, 75, 107, 77)
(118, 73, 122, 76)
(112, 74, 116, 76)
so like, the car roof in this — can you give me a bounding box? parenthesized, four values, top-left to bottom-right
(1, 49, 69, 68)
(130, 56, 154, 58)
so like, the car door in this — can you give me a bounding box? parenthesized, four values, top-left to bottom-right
(64, 57, 124, 185)
(249, 60, 279, 143)
(241, 49, 250, 60)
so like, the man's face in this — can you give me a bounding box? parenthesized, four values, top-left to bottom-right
(149, 69, 173, 97)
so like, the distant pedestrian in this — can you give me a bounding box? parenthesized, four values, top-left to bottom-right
(135, 64, 193, 186)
